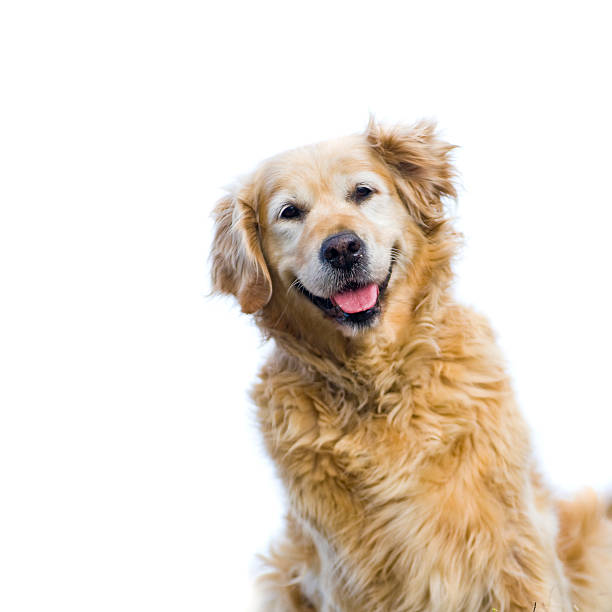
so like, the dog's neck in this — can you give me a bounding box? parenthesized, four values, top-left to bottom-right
(259, 279, 453, 412)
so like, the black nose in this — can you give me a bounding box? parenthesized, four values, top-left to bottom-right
(320, 232, 365, 270)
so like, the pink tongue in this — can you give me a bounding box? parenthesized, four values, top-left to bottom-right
(332, 283, 379, 314)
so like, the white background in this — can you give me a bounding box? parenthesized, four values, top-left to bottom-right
(1, 1, 611, 610)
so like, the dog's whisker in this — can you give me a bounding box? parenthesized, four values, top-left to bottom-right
(286, 278, 301, 295)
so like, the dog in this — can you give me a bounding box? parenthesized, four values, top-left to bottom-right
(210, 120, 612, 611)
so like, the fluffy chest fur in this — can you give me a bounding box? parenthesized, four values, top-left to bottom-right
(211, 120, 612, 611)
(252, 306, 572, 611)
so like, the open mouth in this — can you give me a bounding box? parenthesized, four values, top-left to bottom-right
(296, 263, 393, 327)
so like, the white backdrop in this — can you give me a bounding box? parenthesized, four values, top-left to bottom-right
(1, 1, 611, 610)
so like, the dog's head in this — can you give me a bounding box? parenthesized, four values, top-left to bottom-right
(211, 120, 457, 338)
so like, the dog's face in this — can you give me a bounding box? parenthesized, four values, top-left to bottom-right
(211, 121, 457, 337)
(259, 137, 409, 330)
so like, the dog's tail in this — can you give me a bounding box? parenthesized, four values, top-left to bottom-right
(557, 489, 612, 611)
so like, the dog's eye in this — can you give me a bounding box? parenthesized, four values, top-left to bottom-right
(279, 204, 302, 220)
(353, 185, 374, 202)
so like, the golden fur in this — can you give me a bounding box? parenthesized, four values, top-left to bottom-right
(211, 120, 612, 611)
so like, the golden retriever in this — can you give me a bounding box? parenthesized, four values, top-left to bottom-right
(211, 120, 612, 611)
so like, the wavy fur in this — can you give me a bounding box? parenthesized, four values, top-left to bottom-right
(211, 121, 612, 611)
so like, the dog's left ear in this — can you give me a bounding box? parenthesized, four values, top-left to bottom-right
(366, 118, 457, 233)
(210, 184, 272, 314)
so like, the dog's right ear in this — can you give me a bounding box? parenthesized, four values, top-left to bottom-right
(210, 187, 272, 314)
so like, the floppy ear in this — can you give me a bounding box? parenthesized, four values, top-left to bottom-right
(210, 188, 272, 314)
(366, 119, 457, 233)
